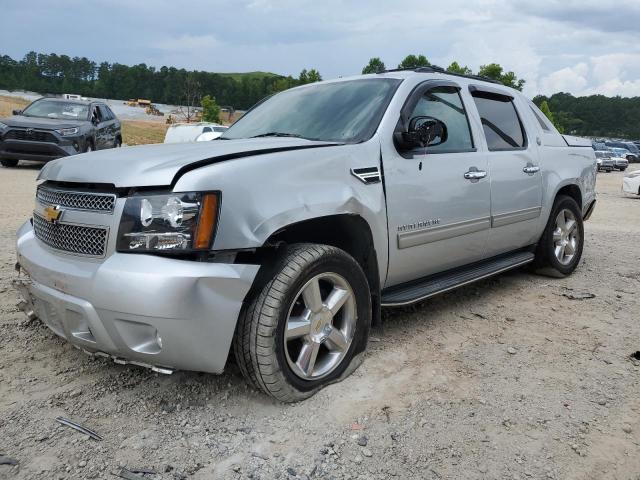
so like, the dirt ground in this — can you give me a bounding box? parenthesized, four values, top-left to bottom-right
(0, 165, 638, 480)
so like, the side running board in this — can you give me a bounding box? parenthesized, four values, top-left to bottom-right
(381, 251, 535, 307)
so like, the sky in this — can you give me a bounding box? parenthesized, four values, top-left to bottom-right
(2, 0, 640, 98)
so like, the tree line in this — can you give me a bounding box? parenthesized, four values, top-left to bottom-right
(533, 93, 640, 140)
(0, 52, 322, 110)
(1, 51, 638, 139)
(362, 55, 526, 91)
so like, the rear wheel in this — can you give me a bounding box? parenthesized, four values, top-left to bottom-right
(233, 244, 371, 402)
(114, 136, 122, 148)
(533, 195, 584, 277)
(0, 159, 19, 168)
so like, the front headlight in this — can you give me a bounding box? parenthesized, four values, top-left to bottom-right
(0, 121, 7, 130)
(55, 127, 80, 136)
(116, 192, 220, 253)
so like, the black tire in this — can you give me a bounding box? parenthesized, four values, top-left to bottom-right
(233, 243, 371, 402)
(84, 140, 95, 153)
(114, 136, 122, 148)
(0, 159, 19, 168)
(533, 195, 584, 277)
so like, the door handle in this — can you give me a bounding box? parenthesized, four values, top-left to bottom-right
(523, 165, 540, 174)
(464, 168, 487, 181)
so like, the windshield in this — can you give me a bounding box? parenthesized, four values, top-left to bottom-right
(595, 151, 610, 158)
(221, 78, 402, 143)
(612, 148, 628, 156)
(22, 100, 89, 120)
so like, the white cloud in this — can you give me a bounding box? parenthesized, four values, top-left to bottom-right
(2, 0, 640, 97)
(540, 63, 589, 95)
(156, 34, 220, 53)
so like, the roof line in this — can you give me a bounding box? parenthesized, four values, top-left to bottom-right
(379, 65, 504, 86)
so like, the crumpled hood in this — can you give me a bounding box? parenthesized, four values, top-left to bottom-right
(2, 115, 87, 130)
(39, 138, 339, 188)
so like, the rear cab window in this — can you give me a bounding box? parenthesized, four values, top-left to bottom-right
(470, 90, 527, 151)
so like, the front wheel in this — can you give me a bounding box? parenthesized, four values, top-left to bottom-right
(234, 244, 371, 402)
(533, 195, 584, 277)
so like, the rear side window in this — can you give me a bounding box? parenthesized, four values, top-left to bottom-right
(529, 104, 550, 131)
(408, 86, 474, 153)
(472, 92, 526, 151)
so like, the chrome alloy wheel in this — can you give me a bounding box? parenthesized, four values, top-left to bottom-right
(553, 208, 580, 265)
(284, 272, 357, 380)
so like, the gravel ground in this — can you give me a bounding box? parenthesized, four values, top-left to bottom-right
(0, 164, 639, 480)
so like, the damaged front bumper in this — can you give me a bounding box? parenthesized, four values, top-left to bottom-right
(14, 220, 259, 374)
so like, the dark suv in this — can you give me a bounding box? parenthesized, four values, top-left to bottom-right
(0, 97, 121, 167)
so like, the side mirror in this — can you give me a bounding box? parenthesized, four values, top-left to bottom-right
(12, 109, 22, 115)
(396, 116, 448, 150)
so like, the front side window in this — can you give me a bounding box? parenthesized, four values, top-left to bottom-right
(407, 86, 474, 153)
(472, 92, 526, 151)
(222, 78, 402, 143)
(98, 105, 112, 121)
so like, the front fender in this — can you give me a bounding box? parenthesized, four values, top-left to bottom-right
(174, 139, 389, 277)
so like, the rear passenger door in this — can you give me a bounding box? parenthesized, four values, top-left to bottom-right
(469, 87, 542, 256)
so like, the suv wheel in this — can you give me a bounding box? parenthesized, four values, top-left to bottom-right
(0, 159, 19, 168)
(533, 195, 584, 277)
(84, 141, 94, 153)
(234, 244, 371, 402)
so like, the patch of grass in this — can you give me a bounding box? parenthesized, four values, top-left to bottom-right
(121, 120, 168, 145)
(0, 95, 30, 118)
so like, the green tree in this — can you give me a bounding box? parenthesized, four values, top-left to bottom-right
(201, 95, 221, 123)
(539, 100, 564, 133)
(478, 63, 525, 91)
(398, 54, 430, 69)
(307, 68, 322, 83)
(298, 68, 322, 84)
(446, 61, 472, 76)
(362, 57, 386, 74)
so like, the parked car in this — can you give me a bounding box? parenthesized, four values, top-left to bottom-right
(163, 123, 225, 143)
(605, 141, 638, 162)
(595, 150, 614, 172)
(609, 147, 633, 168)
(622, 169, 640, 195)
(0, 98, 121, 168)
(14, 69, 597, 401)
(610, 155, 629, 171)
(196, 125, 228, 142)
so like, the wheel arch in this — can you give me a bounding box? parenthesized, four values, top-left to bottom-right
(555, 183, 582, 211)
(238, 214, 382, 326)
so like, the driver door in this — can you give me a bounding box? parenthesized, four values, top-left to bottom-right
(91, 106, 107, 149)
(381, 81, 491, 287)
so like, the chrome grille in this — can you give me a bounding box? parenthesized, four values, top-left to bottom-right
(37, 186, 116, 213)
(33, 214, 108, 257)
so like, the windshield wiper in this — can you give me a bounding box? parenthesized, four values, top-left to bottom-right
(251, 132, 305, 139)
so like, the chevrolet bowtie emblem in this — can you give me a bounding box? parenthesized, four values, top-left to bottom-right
(43, 205, 63, 223)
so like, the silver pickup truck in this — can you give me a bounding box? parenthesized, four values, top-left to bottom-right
(14, 68, 597, 402)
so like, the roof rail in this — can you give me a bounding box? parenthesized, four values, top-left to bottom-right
(378, 65, 503, 86)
